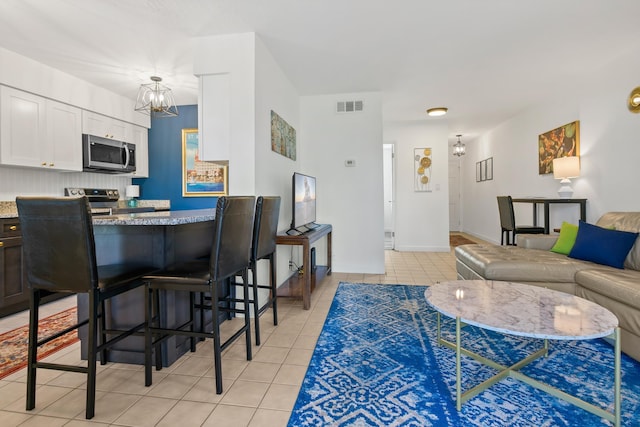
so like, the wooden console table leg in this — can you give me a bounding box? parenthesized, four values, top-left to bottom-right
(327, 231, 332, 275)
(302, 240, 311, 310)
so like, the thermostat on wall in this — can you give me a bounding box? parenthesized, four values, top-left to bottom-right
(345, 159, 356, 167)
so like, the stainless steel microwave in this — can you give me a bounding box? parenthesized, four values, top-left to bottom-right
(82, 134, 136, 173)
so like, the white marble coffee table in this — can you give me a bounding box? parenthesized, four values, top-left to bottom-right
(425, 280, 621, 426)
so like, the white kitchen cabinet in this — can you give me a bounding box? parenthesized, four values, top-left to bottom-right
(128, 125, 149, 178)
(82, 110, 127, 141)
(45, 100, 83, 171)
(0, 86, 82, 171)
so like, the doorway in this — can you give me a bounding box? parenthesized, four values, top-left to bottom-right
(449, 157, 462, 231)
(383, 144, 395, 249)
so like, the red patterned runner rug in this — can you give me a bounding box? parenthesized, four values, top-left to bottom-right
(450, 234, 476, 247)
(0, 307, 78, 379)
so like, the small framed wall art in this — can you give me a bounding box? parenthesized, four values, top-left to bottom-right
(271, 110, 297, 160)
(182, 128, 228, 197)
(476, 157, 493, 182)
(414, 148, 432, 192)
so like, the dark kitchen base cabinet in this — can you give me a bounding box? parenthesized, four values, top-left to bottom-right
(0, 218, 70, 318)
(0, 218, 28, 317)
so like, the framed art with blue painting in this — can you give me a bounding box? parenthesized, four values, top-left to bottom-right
(182, 128, 228, 197)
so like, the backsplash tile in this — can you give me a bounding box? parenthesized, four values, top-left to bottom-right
(0, 167, 132, 201)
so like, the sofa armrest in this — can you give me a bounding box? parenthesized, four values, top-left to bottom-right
(518, 234, 558, 250)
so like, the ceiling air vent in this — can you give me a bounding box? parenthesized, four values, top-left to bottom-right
(336, 100, 364, 113)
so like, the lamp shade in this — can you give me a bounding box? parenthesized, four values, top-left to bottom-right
(553, 156, 580, 179)
(125, 185, 140, 198)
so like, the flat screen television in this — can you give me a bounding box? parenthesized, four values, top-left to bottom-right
(291, 172, 316, 229)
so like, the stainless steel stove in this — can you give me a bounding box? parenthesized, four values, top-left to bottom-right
(64, 187, 154, 215)
(65, 187, 119, 215)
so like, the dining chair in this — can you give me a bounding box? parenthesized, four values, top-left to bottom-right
(144, 196, 255, 394)
(248, 196, 281, 345)
(497, 195, 545, 245)
(16, 196, 157, 419)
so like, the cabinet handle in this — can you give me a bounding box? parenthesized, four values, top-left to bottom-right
(41, 162, 47, 166)
(9, 225, 17, 231)
(49, 163, 54, 167)
(0, 241, 3, 247)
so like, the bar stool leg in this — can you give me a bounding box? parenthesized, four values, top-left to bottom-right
(153, 288, 162, 370)
(251, 262, 261, 345)
(270, 254, 278, 326)
(26, 289, 40, 411)
(99, 300, 108, 364)
(211, 281, 223, 394)
(144, 285, 153, 387)
(242, 269, 252, 359)
(189, 292, 196, 352)
(86, 291, 99, 419)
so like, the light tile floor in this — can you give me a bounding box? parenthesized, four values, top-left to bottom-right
(0, 239, 477, 427)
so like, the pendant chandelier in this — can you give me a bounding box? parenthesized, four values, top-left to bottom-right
(453, 134, 466, 157)
(134, 76, 178, 117)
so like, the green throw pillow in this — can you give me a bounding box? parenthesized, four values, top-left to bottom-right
(550, 222, 579, 255)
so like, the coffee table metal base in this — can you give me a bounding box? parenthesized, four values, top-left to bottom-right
(436, 313, 621, 427)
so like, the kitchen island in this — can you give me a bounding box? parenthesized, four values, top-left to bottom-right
(78, 209, 218, 366)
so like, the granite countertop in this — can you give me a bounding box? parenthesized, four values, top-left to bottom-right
(0, 199, 171, 219)
(0, 202, 17, 218)
(92, 208, 215, 226)
(115, 200, 171, 210)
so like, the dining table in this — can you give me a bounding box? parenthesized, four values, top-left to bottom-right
(510, 197, 587, 234)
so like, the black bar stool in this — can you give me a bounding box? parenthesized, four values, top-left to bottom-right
(144, 196, 255, 394)
(16, 196, 157, 419)
(249, 196, 281, 345)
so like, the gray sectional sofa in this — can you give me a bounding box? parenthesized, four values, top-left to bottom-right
(455, 212, 640, 362)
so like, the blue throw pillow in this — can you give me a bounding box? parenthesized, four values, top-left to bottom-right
(568, 221, 639, 269)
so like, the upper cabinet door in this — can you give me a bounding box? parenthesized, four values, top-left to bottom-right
(0, 86, 82, 171)
(46, 100, 82, 171)
(82, 111, 127, 141)
(0, 86, 46, 168)
(127, 125, 149, 178)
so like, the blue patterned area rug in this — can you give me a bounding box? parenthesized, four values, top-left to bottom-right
(288, 282, 640, 426)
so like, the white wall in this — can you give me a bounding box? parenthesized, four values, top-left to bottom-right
(384, 122, 450, 251)
(254, 36, 301, 285)
(300, 93, 385, 274)
(194, 33, 256, 195)
(462, 47, 640, 243)
(194, 34, 387, 278)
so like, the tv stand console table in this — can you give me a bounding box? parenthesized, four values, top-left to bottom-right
(276, 224, 332, 310)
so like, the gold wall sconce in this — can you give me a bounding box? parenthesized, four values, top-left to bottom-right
(628, 86, 640, 113)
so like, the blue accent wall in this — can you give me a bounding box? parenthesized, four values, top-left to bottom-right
(133, 105, 218, 211)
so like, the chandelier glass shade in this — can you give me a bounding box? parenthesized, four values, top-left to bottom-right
(135, 76, 178, 117)
(453, 134, 466, 157)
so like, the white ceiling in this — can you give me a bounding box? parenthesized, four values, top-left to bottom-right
(0, 0, 639, 140)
